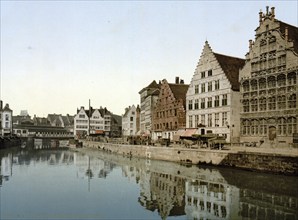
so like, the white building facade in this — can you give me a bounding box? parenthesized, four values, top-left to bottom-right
(74, 107, 89, 137)
(186, 41, 245, 143)
(122, 105, 140, 136)
(0, 101, 13, 136)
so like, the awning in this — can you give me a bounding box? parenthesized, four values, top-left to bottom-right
(173, 129, 186, 142)
(95, 130, 105, 134)
(181, 128, 198, 137)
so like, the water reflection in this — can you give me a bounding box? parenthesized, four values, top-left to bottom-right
(0, 147, 297, 220)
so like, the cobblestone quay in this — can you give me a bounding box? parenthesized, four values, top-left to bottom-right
(82, 141, 298, 175)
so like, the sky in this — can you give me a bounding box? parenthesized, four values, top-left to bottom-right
(1, 1, 297, 117)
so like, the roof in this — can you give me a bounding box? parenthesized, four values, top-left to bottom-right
(168, 83, 189, 105)
(279, 20, 298, 54)
(139, 80, 160, 94)
(214, 53, 245, 91)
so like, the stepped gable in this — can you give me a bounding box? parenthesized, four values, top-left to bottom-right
(214, 53, 245, 91)
(168, 83, 189, 106)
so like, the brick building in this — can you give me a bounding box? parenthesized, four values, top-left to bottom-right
(239, 6, 298, 147)
(152, 77, 189, 141)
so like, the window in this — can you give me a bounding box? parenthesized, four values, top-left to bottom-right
(243, 81, 250, 92)
(259, 98, 267, 111)
(277, 96, 286, 109)
(195, 115, 199, 127)
(201, 71, 205, 78)
(259, 78, 266, 90)
(277, 118, 287, 135)
(195, 85, 199, 94)
(214, 96, 219, 107)
(207, 97, 212, 108)
(200, 98, 205, 109)
(208, 114, 212, 127)
(201, 83, 205, 93)
(222, 112, 227, 127)
(5, 114, 9, 121)
(277, 74, 286, 87)
(251, 80, 258, 91)
(268, 76, 276, 88)
(251, 99, 258, 112)
(208, 82, 212, 92)
(79, 114, 85, 118)
(215, 113, 219, 127)
(222, 94, 227, 106)
(259, 119, 267, 135)
(215, 80, 220, 90)
(201, 115, 205, 126)
(188, 100, 193, 110)
(130, 117, 133, 121)
(268, 96, 276, 110)
(287, 117, 297, 134)
(243, 100, 249, 112)
(189, 115, 193, 128)
(288, 94, 296, 109)
(194, 99, 199, 109)
(208, 70, 212, 76)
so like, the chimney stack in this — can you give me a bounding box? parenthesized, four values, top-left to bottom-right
(285, 27, 288, 41)
(259, 10, 263, 25)
(266, 6, 269, 15)
(249, 39, 253, 49)
(0, 100, 2, 110)
(271, 7, 275, 20)
(175, 77, 179, 84)
(180, 79, 184, 84)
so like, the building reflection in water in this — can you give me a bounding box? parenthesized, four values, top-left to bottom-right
(0, 148, 297, 220)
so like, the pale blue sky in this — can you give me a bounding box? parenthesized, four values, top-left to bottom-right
(1, 1, 297, 117)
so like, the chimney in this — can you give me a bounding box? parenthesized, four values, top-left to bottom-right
(175, 77, 179, 84)
(180, 79, 184, 84)
(0, 100, 2, 110)
(249, 39, 253, 49)
(285, 27, 288, 41)
(271, 7, 275, 20)
(266, 6, 269, 15)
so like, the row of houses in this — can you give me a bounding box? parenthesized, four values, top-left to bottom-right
(122, 6, 297, 147)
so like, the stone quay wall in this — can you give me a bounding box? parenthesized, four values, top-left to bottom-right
(82, 141, 298, 175)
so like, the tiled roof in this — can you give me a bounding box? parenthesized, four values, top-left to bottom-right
(214, 53, 245, 91)
(139, 80, 160, 94)
(168, 83, 189, 106)
(279, 21, 298, 54)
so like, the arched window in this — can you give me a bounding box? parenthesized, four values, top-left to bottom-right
(277, 95, 286, 109)
(243, 99, 250, 112)
(242, 120, 251, 135)
(259, 78, 266, 90)
(287, 117, 297, 135)
(251, 80, 258, 91)
(251, 120, 259, 135)
(277, 117, 287, 135)
(259, 97, 267, 111)
(260, 119, 267, 135)
(268, 96, 276, 110)
(288, 72, 296, 85)
(277, 74, 286, 87)
(288, 94, 297, 109)
(243, 80, 250, 92)
(268, 76, 276, 88)
(251, 99, 258, 112)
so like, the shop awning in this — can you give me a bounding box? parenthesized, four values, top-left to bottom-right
(181, 128, 198, 137)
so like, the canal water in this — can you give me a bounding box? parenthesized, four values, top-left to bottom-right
(0, 143, 297, 220)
